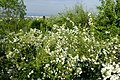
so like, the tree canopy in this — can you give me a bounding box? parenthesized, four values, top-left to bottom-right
(0, 0, 26, 18)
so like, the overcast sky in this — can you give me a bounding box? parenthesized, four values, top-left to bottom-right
(24, 0, 100, 16)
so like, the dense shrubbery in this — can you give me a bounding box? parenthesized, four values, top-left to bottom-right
(0, 20, 119, 79)
(1, 17, 120, 79)
(0, 0, 120, 80)
(29, 18, 52, 33)
(94, 0, 120, 40)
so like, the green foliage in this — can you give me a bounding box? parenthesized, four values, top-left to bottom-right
(48, 4, 90, 29)
(0, 0, 28, 39)
(0, 18, 31, 39)
(95, 0, 120, 40)
(30, 18, 51, 33)
(0, 0, 26, 18)
(0, 1, 120, 80)
(0, 22, 119, 79)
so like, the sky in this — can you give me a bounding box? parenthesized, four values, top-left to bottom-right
(24, 0, 100, 16)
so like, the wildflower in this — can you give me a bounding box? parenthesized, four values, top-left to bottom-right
(112, 50, 116, 53)
(56, 58, 60, 62)
(6, 51, 13, 58)
(110, 75, 119, 80)
(81, 55, 87, 61)
(88, 13, 91, 16)
(74, 54, 79, 60)
(88, 49, 91, 52)
(76, 67, 82, 74)
(88, 13, 93, 25)
(45, 64, 50, 68)
(105, 31, 110, 34)
(88, 19, 93, 25)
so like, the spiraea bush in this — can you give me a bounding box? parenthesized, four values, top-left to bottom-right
(0, 16, 120, 79)
(0, 0, 120, 80)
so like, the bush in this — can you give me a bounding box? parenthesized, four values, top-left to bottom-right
(30, 18, 51, 33)
(0, 1, 120, 80)
(94, 0, 120, 40)
(1, 18, 119, 79)
(0, 18, 31, 39)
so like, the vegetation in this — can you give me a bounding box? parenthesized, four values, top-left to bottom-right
(0, 0, 28, 39)
(0, 0, 26, 18)
(95, 0, 120, 40)
(0, 0, 120, 80)
(48, 4, 90, 28)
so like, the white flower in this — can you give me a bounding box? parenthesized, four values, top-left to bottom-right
(10, 76, 13, 79)
(114, 46, 118, 49)
(103, 49, 107, 54)
(69, 68, 72, 72)
(74, 54, 79, 60)
(66, 17, 70, 21)
(88, 13, 91, 16)
(110, 75, 120, 80)
(27, 75, 30, 78)
(51, 71, 53, 74)
(45, 64, 50, 68)
(28, 70, 34, 78)
(53, 24, 59, 30)
(62, 61, 65, 65)
(91, 68, 94, 70)
(56, 58, 60, 62)
(6, 51, 13, 58)
(112, 50, 116, 53)
(105, 31, 110, 34)
(81, 55, 87, 61)
(76, 67, 82, 74)
(21, 57, 25, 60)
(88, 49, 91, 52)
(89, 18, 92, 22)
(101, 62, 120, 80)
(31, 70, 34, 74)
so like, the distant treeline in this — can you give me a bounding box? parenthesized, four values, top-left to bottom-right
(25, 16, 50, 19)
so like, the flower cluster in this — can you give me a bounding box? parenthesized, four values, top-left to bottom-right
(101, 62, 120, 80)
(1, 17, 119, 80)
(88, 13, 93, 26)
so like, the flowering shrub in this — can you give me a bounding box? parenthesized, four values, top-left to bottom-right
(0, 16, 119, 80)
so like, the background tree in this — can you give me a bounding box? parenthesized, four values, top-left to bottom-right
(0, 0, 26, 18)
(0, 0, 28, 39)
(94, 0, 120, 40)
